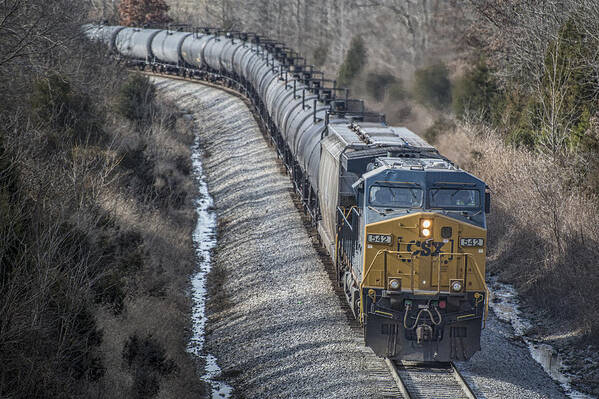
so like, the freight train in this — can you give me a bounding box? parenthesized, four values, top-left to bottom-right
(85, 24, 490, 362)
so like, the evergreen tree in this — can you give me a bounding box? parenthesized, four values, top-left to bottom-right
(413, 63, 451, 110)
(541, 18, 599, 152)
(452, 60, 498, 122)
(337, 36, 366, 87)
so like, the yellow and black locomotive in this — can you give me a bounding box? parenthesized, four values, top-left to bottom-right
(320, 122, 489, 362)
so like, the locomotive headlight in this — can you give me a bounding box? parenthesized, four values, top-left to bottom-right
(389, 279, 400, 290)
(450, 280, 463, 292)
(420, 219, 432, 237)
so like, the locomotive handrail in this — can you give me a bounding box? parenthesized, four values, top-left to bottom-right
(435, 252, 489, 327)
(337, 206, 360, 231)
(337, 206, 353, 230)
(360, 249, 415, 323)
(360, 249, 489, 327)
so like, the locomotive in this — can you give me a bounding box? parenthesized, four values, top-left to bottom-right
(85, 24, 490, 362)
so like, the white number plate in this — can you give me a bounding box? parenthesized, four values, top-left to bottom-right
(460, 238, 484, 247)
(367, 234, 392, 245)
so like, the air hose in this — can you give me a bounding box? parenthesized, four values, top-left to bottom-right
(403, 304, 443, 329)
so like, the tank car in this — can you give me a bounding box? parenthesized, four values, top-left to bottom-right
(84, 24, 490, 362)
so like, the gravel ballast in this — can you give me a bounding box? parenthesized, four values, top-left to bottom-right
(152, 76, 571, 399)
(455, 313, 567, 399)
(153, 77, 394, 399)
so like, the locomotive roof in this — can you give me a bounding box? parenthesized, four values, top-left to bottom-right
(375, 157, 456, 171)
(328, 121, 434, 149)
(328, 121, 445, 174)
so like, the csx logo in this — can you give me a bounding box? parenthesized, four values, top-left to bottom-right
(403, 240, 451, 257)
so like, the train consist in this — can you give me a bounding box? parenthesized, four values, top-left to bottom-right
(85, 25, 490, 362)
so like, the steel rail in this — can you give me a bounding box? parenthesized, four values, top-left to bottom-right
(451, 362, 477, 399)
(385, 358, 412, 399)
(385, 359, 478, 399)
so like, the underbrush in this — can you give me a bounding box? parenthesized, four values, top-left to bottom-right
(90, 76, 202, 398)
(437, 124, 599, 343)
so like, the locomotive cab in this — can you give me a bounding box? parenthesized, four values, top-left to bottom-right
(337, 156, 490, 362)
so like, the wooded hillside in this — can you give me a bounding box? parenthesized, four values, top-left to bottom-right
(0, 1, 204, 397)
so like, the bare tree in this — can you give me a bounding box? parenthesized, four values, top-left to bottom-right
(0, 0, 87, 69)
(88, 0, 120, 23)
(118, 0, 171, 26)
(536, 37, 576, 159)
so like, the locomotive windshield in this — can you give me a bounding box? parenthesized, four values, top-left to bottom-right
(429, 188, 480, 208)
(369, 185, 423, 208)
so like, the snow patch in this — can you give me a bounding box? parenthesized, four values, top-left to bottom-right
(188, 135, 233, 399)
(489, 277, 593, 399)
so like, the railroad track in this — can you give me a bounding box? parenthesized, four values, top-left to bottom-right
(386, 359, 477, 399)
